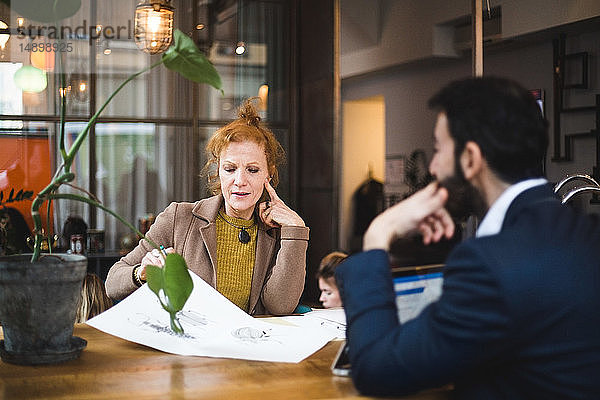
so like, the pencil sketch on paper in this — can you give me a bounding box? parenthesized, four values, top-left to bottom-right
(129, 313, 197, 339)
(177, 309, 212, 328)
(231, 326, 282, 345)
(128, 309, 214, 339)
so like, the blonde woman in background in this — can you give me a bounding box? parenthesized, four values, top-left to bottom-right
(76, 273, 113, 323)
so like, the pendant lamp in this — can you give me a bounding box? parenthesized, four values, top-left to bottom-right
(0, 20, 9, 51)
(134, 0, 174, 54)
(14, 65, 47, 93)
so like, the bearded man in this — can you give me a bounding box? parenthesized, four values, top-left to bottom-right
(336, 76, 600, 399)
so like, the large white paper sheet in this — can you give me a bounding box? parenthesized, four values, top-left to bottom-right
(273, 308, 347, 339)
(87, 272, 337, 363)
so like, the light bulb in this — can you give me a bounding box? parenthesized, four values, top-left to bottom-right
(235, 41, 246, 55)
(148, 12, 161, 33)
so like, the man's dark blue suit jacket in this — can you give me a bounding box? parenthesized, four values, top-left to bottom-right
(336, 184, 600, 399)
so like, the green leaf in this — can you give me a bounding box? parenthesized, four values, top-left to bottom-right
(145, 253, 193, 328)
(7, 0, 81, 23)
(145, 265, 164, 298)
(162, 253, 193, 312)
(162, 29, 223, 93)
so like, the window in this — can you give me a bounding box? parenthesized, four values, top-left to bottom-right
(0, 0, 291, 251)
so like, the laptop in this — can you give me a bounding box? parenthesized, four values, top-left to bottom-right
(392, 264, 444, 323)
(331, 264, 444, 376)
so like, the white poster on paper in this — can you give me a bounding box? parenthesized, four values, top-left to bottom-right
(87, 272, 337, 363)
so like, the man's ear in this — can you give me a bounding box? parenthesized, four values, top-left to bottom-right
(460, 141, 484, 180)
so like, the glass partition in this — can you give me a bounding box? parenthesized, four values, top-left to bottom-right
(91, 123, 195, 250)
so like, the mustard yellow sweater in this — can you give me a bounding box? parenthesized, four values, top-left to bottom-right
(215, 212, 258, 311)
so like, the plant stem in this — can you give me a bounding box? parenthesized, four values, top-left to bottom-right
(31, 172, 74, 261)
(169, 312, 184, 334)
(58, 51, 67, 162)
(46, 199, 53, 253)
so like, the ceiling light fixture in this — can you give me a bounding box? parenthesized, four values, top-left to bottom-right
(0, 21, 9, 52)
(102, 40, 112, 55)
(134, 0, 174, 54)
(235, 41, 246, 55)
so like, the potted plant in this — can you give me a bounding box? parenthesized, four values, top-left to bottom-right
(0, 0, 221, 365)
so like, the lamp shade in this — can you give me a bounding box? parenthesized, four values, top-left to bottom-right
(0, 20, 9, 50)
(134, 0, 174, 54)
(14, 65, 47, 93)
(30, 47, 55, 71)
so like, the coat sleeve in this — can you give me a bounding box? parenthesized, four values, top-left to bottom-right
(335, 247, 511, 397)
(259, 225, 309, 315)
(105, 202, 178, 300)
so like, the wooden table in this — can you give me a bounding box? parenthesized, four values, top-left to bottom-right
(0, 325, 450, 399)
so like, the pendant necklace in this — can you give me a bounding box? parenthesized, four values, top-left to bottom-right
(218, 210, 256, 244)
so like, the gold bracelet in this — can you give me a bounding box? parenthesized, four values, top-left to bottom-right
(132, 264, 145, 287)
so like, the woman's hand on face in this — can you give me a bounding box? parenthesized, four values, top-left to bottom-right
(259, 179, 305, 228)
(139, 246, 175, 280)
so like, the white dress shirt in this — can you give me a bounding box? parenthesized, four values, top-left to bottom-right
(476, 178, 548, 238)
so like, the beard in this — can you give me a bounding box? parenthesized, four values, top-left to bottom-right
(439, 168, 487, 222)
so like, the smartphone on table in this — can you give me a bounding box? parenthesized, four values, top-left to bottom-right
(330, 340, 351, 377)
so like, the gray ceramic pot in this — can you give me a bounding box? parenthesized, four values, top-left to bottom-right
(0, 253, 87, 365)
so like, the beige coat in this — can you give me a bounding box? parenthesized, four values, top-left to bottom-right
(105, 195, 309, 315)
